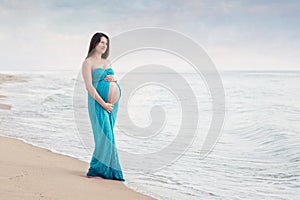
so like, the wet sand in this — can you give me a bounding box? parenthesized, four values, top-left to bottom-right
(0, 73, 154, 200)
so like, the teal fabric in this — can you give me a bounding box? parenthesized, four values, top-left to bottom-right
(87, 67, 124, 181)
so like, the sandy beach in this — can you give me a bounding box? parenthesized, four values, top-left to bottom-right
(0, 136, 154, 200)
(0, 73, 154, 200)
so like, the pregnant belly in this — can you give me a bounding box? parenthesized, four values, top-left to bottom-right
(108, 82, 121, 104)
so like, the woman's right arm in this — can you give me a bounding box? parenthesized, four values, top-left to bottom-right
(81, 60, 113, 112)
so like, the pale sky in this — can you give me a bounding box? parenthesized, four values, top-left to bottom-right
(0, 0, 299, 71)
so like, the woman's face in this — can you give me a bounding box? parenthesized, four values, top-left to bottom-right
(96, 36, 108, 54)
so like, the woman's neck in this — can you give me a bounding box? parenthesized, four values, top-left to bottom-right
(92, 53, 103, 61)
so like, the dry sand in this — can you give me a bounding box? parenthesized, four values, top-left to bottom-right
(0, 73, 154, 199)
(0, 136, 154, 200)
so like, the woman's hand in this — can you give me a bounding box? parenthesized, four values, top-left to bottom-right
(103, 102, 114, 113)
(104, 75, 117, 82)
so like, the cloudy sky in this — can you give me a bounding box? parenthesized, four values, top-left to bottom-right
(0, 0, 299, 71)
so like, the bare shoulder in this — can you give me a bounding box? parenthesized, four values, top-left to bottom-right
(82, 58, 92, 69)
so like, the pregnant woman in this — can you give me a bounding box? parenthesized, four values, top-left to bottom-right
(81, 32, 124, 181)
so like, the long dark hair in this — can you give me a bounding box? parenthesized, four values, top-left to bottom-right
(86, 32, 110, 59)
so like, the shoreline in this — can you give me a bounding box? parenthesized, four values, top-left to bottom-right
(0, 73, 27, 110)
(0, 135, 154, 200)
(0, 73, 155, 199)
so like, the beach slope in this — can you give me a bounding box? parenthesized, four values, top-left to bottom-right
(0, 136, 154, 200)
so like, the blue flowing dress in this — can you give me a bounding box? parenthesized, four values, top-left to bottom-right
(86, 67, 124, 181)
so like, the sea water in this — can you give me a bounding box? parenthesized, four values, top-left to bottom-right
(0, 70, 299, 200)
